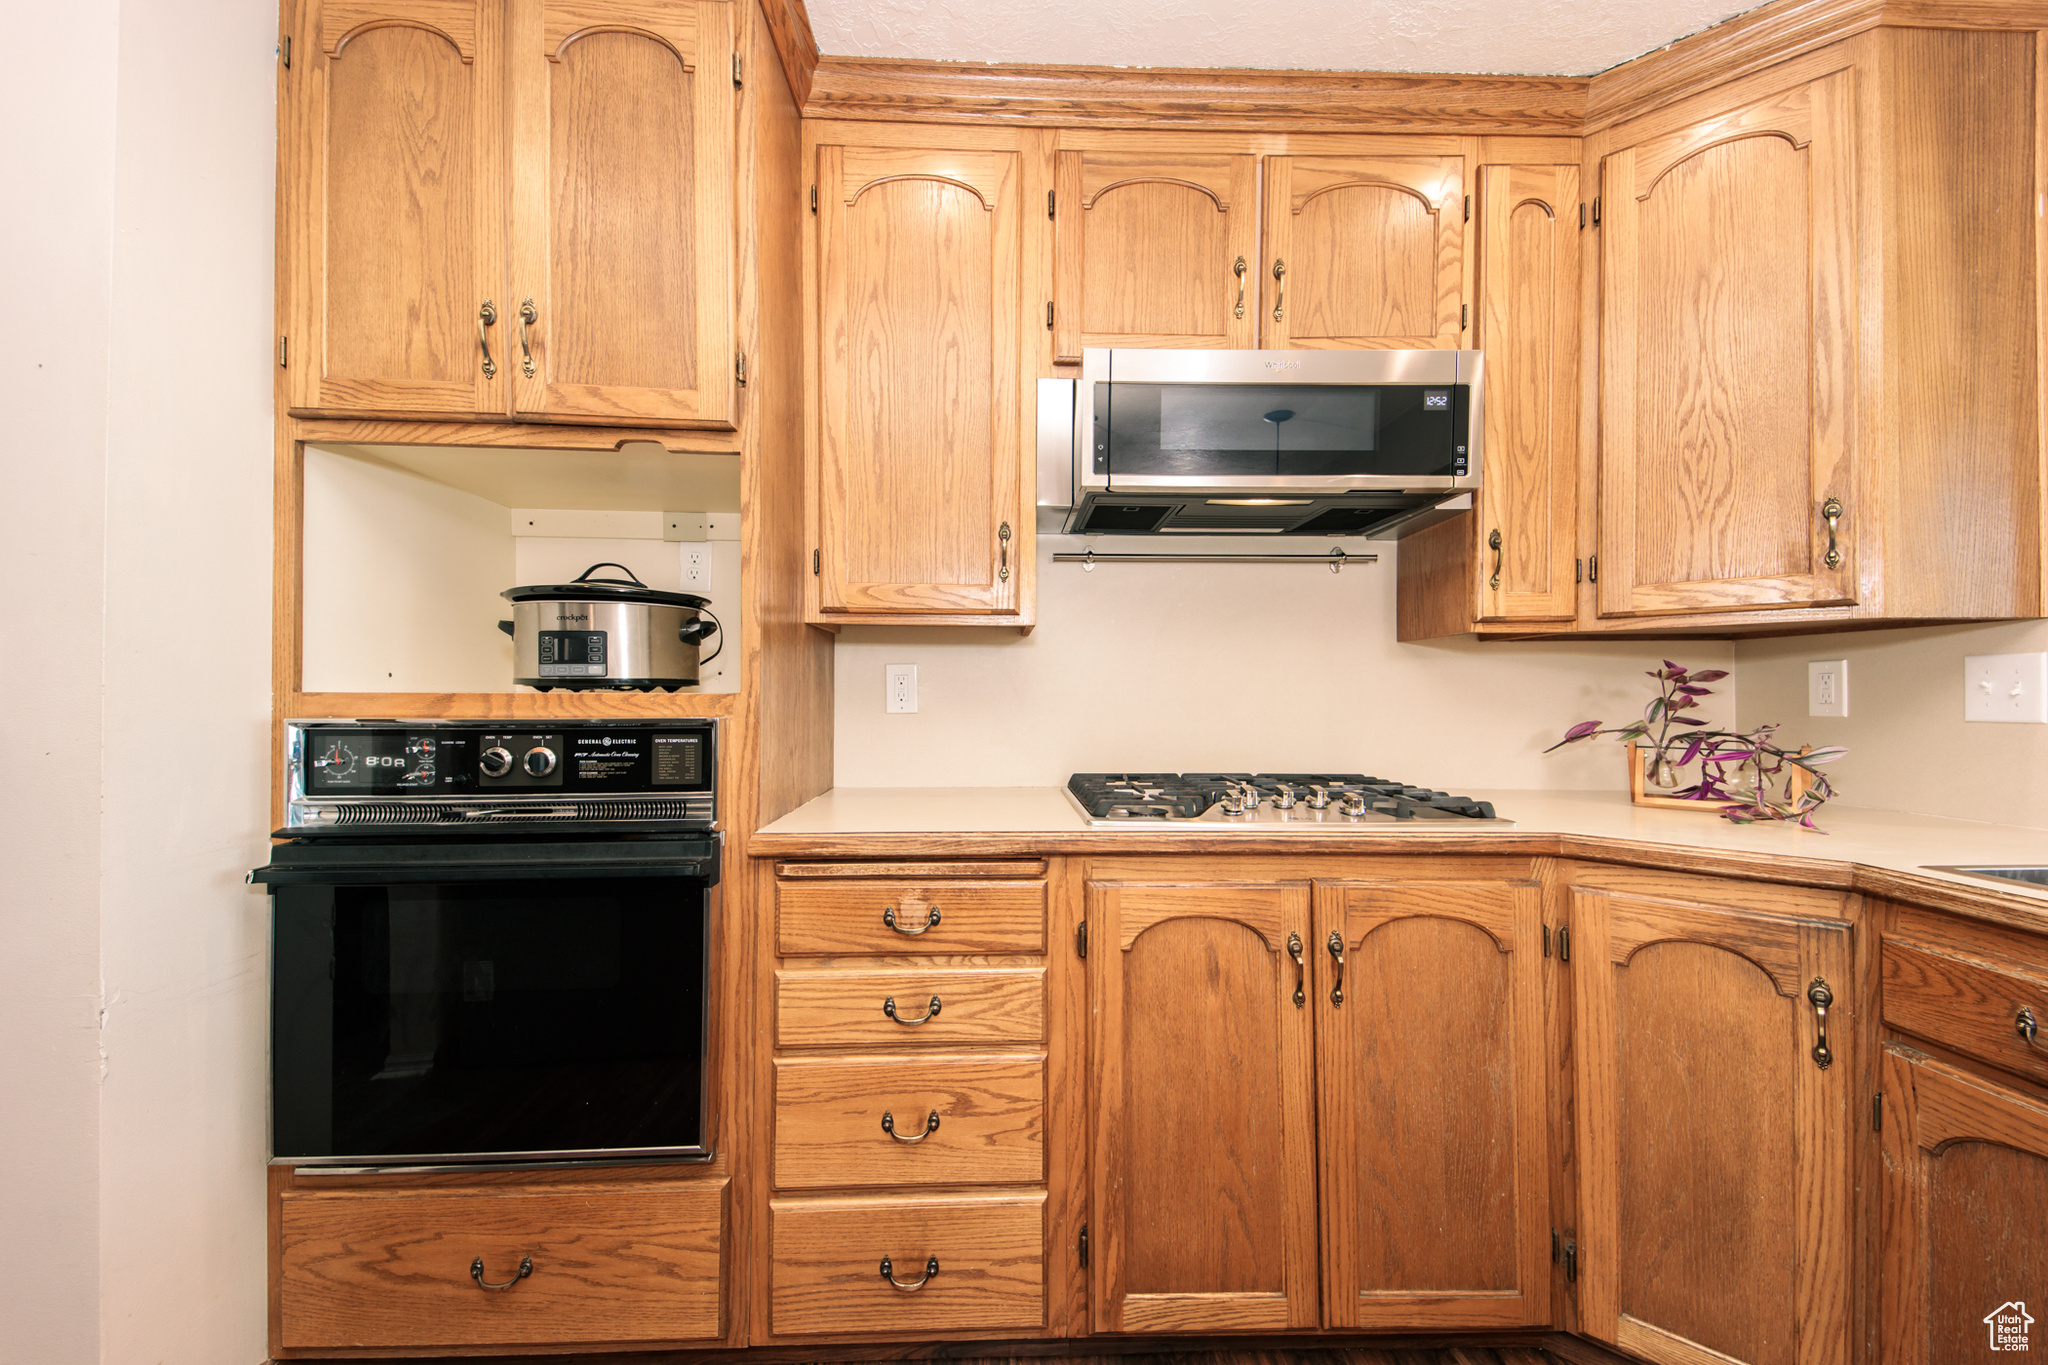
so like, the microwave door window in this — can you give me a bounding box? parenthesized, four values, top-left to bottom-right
(1101, 382, 1460, 479)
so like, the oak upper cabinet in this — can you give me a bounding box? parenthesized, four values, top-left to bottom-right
(281, 0, 508, 419)
(1263, 153, 1465, 349)
(1568, 871, 1854, 1365)
(1050, 150, 1258, 361)
(508, 0, 734, 426)
(280, 0, 736, 427)
(1087, 880, 1320, 1333)
(1881, 1046, 2048, 1364)
(808, 132, 1034, 624)
(1592, 66, 1859, 618)
(1314, 875, 1552, 1329)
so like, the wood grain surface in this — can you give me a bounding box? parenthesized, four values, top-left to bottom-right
(768, 1191, 1046, 1335)
(772, 1053, 1046, 1189)
(1052, 148, 1257, 359)
(1882, 1044, 2048, 1365)
(1315, 879, 1551, 1329)
(775, 966, 1046, 1047)
(509, 0, 736, 427)
(776, 878, 1047, 956)
(1089, 882, 1320, 1333)
(804, 57, 1589, 134)
(814, 138, 1023, 617)
(1882, 938, 2048, 1088)
(278, 1180, 726, 1349)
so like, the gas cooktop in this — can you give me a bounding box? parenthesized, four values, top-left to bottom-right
(1065, 773, 1509, 828)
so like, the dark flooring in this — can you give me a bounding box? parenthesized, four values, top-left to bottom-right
(947, 1352, 1555, 1365)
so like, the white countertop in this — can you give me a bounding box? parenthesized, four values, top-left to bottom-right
(756, 785, 2048, 910)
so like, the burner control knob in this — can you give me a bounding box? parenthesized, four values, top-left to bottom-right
(479, 746, 514, 778)
(1306, 784, 1331, 810)
(522, 745, 558, 777)
(1272, 784, 1297, 810)
(1339, 790, 1369, 817)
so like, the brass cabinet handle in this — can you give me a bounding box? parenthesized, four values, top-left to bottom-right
(478, 300, 498, 378)
(1821, 497, 1844, 569)
(1808, 978, 1834, 1070)
(883, 994, 942, 1027)
(881, 1109, 941, 1142)
(1287, 932, 1305, 1008)
(882, 903, 940, 935)
(1326, 929, 1346, 1006)
(2020, 1006, 2042, 1050)
(998, 521, 1012, 583)
(1233, 256, 1247, 319)
(1271, 258, 1287, 322)
(518, 297, 538, 378)
(470, 1255, 532, 1291)
(880, 1254, 939, 1291)
(1488, 528, 1503, 590)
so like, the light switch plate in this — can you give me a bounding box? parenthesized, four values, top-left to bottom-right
(885, 663, 917, 714)
(1965, 653, 2048, 723)
(1808, 659, 1848, 717)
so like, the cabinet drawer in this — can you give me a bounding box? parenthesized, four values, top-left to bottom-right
(769, 1192, 1045, 1335)
(278, 1179, 725, 1349)
(1885, 938, 2048, 1087)
(777, 879, 1046, 956)
(776, 967, 1046, 1047)
(774, 1054, 1045, 1190)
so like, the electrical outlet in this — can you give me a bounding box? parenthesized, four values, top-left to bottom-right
(885, 663, 917, 714)
(1808, 659, 1848, 717)
(1966, 653, 2048, 723)
(682, 547, 709, 587)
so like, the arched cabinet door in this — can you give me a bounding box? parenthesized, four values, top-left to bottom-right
(282, 0, 508, 418)
(1595, 67, 1859, 617)
(1051, 149, 1258, 361)
(1569, 872, 1854, 1365)
(1312, 876, 1552, 1329)
(812, 142, 1024, 619)
(1261, 154, 1465, 349)
(509, 0, 736, 428)
(1474, 163, 1580, 625)
(1086, 881, 1319, 1333)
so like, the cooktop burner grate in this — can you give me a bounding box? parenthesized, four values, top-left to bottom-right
(1065, 772, 1505, 826)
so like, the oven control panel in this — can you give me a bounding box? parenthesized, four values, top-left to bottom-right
(288, 720, 716, 817)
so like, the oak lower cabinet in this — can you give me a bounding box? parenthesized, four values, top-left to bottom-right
(1086, 860, 1551, 1333)
(1567, 868, 1856, 1365)
(274, 1176, 728, 1353)
(805, 126, 1040, 626)
(766, 860, 1058, 1341)
(280, 0, 737, 427)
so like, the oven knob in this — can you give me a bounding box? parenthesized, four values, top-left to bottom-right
(479, 746, 514, 778)
(522, 745, 558, 777)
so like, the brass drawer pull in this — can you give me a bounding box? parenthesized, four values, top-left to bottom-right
(1808, 977, 1834, 1069)
(470, 1255, 532, 1291)
(881, 1109, 941, 1143)
(883, 994, 942, 1026)
(880, 1254, 939, 1291)
(518, 297, 538, 378)
(477, 299, 498, 378)
(1233, 256, 1247, 319)
(2021, 1006, 2042, 1050)
(1287, 932, 1305, 1008)
(1821, 497, 1844, 569)
(1271, 258, 1287, 322)
(1488, 528, 1503, 590)
(1326, 929, 1346, 1006)
(883, 903, 941, 935)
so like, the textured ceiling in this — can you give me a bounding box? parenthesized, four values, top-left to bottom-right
(806, 0, 1760, 78)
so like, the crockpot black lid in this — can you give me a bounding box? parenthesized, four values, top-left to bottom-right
(502, 562, 710, 609)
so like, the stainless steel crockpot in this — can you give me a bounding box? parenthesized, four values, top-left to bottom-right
(497, 563, 721, 692)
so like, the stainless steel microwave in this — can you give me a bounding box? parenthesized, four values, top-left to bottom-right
(1038, 348, 1483, 537)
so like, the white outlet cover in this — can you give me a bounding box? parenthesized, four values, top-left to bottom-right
(1807, 659, 1848, 717)
(1965, 652, 2048, 723)
(885, 662, 918, 714)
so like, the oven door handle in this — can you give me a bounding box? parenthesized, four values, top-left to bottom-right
(251, 863, 715, 885)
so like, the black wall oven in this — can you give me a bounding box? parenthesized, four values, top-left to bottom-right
(255, 720, 719, 1169)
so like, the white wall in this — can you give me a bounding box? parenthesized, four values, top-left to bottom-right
(1737, 620, 2048, 831)
(834, 536, 1740, 789)
(96, 1, 277, 1362)
(0, 3, 119, 1361)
